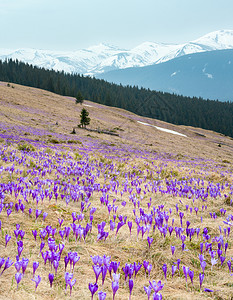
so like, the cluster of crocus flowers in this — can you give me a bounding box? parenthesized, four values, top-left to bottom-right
(64, 272, 76, 296)
(0, 134, 233, 300)
(0, 257, 13, 276)
(144, 280, 164, 300)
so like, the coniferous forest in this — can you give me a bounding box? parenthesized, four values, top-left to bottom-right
(0, 59, 233, 137)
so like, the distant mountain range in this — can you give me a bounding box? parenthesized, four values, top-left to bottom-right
(1, 30, 233, 76)
(1, 29, 233, 101)
(97, 49, 233, 102)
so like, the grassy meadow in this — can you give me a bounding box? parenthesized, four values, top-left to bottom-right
(0, 82, 233, 299)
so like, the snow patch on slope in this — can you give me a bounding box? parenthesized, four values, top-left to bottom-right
(137, 121, 187, 137)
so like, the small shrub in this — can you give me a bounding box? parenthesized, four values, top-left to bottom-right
(67, 140, 82, 145)
(222, 159, 230, 164)
(224, 196, 232, 206)
(17, 143, 35, 152)
(74, 152, 83, 160)
(71, 128, 76, 134)
(48, 138, 59, 144)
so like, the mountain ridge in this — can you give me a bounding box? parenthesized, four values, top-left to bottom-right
(1, 30, 233, 75)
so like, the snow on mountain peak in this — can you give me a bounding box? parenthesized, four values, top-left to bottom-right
(192, 29, 233, 49)
(1, 30, 233, 75)
(87, 43, 124, 53)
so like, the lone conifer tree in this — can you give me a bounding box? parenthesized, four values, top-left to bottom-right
(80, 108, 90, 128)
(76, 91, 84, 104)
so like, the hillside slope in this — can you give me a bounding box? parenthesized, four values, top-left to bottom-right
(0, 81, 232, 164)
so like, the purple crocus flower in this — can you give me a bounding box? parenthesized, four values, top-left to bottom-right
(48, 273, 54, 287)
(53, 260, 59, 274)
(147, 264, 152, 277)
(129, 278, 134, 300)
(200, 260, 206, 273)
(162, 264, 167, 280)
(93, 265, 102, 283)
(176, 259, 181, 271)
(22, 258, 29, 275)
(172, 265, 177, 278)
(102, 265, 108, 285)
(5, 234, 11, 247)
(0, 257, 5, 269)
(128, 221, 132, 235)
(199, 273, 204, 290)
(7, 208, 12, 218)
(59, 230, 65, 241)
(144, 285, 152, 300)
(31, 275, 41, 291)
(98, 290, 107, 300)
(171, 245, 175, 255)
(147, 237, 154, 248)
(204, 288, 214, 292)
(59, 243, 65, 255)
(15, 261, 22, 272)
(1, 257, 14, 275)
(33, 261, 39, 277)
(183, 266, 189, 283)
(133, 262, 142, 278)
(89, 282, 98, 300)
(153, 293, 163, 300)
(200, 243, 204, 254)
(168, 226, 173, 236)
(29, 208, 33, 217)
(32, 230, 37, 241)
(220, 256, 226, 266)
(149, 280, 164, 293)
(43, 212, 48, 221)
(35, 209, 42, 220)
(179, 212, 184, 226)
(110, 220, 115, 231)
(111, 261, 120, 274)
(115, 221, 125, 236)
(112, 280, 119, 300)
(91, 255, 102, 265)
(227, 260, 231, 272)
(65, 272, 73, 292)
(72, 253, 80, 272)
(225, 242, 228, 254)
(188, 269, 194, 285)
(58, 218, 64, 227)
(64, 256, 69, 271)
(68, 278, 76, 296)
(143, 261, 149, 277)
(19, 230, 25, 240)
(40, 241, 45, 253)
(15, 272, 23, 289)
(17, 245, 23, 257)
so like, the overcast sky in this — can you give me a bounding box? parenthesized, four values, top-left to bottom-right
(1, 0, 233, 51)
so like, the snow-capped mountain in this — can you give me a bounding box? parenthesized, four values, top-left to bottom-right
(1, 30, 233, 76)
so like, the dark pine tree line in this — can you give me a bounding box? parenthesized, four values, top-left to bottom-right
(0, 58, 233, 137)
